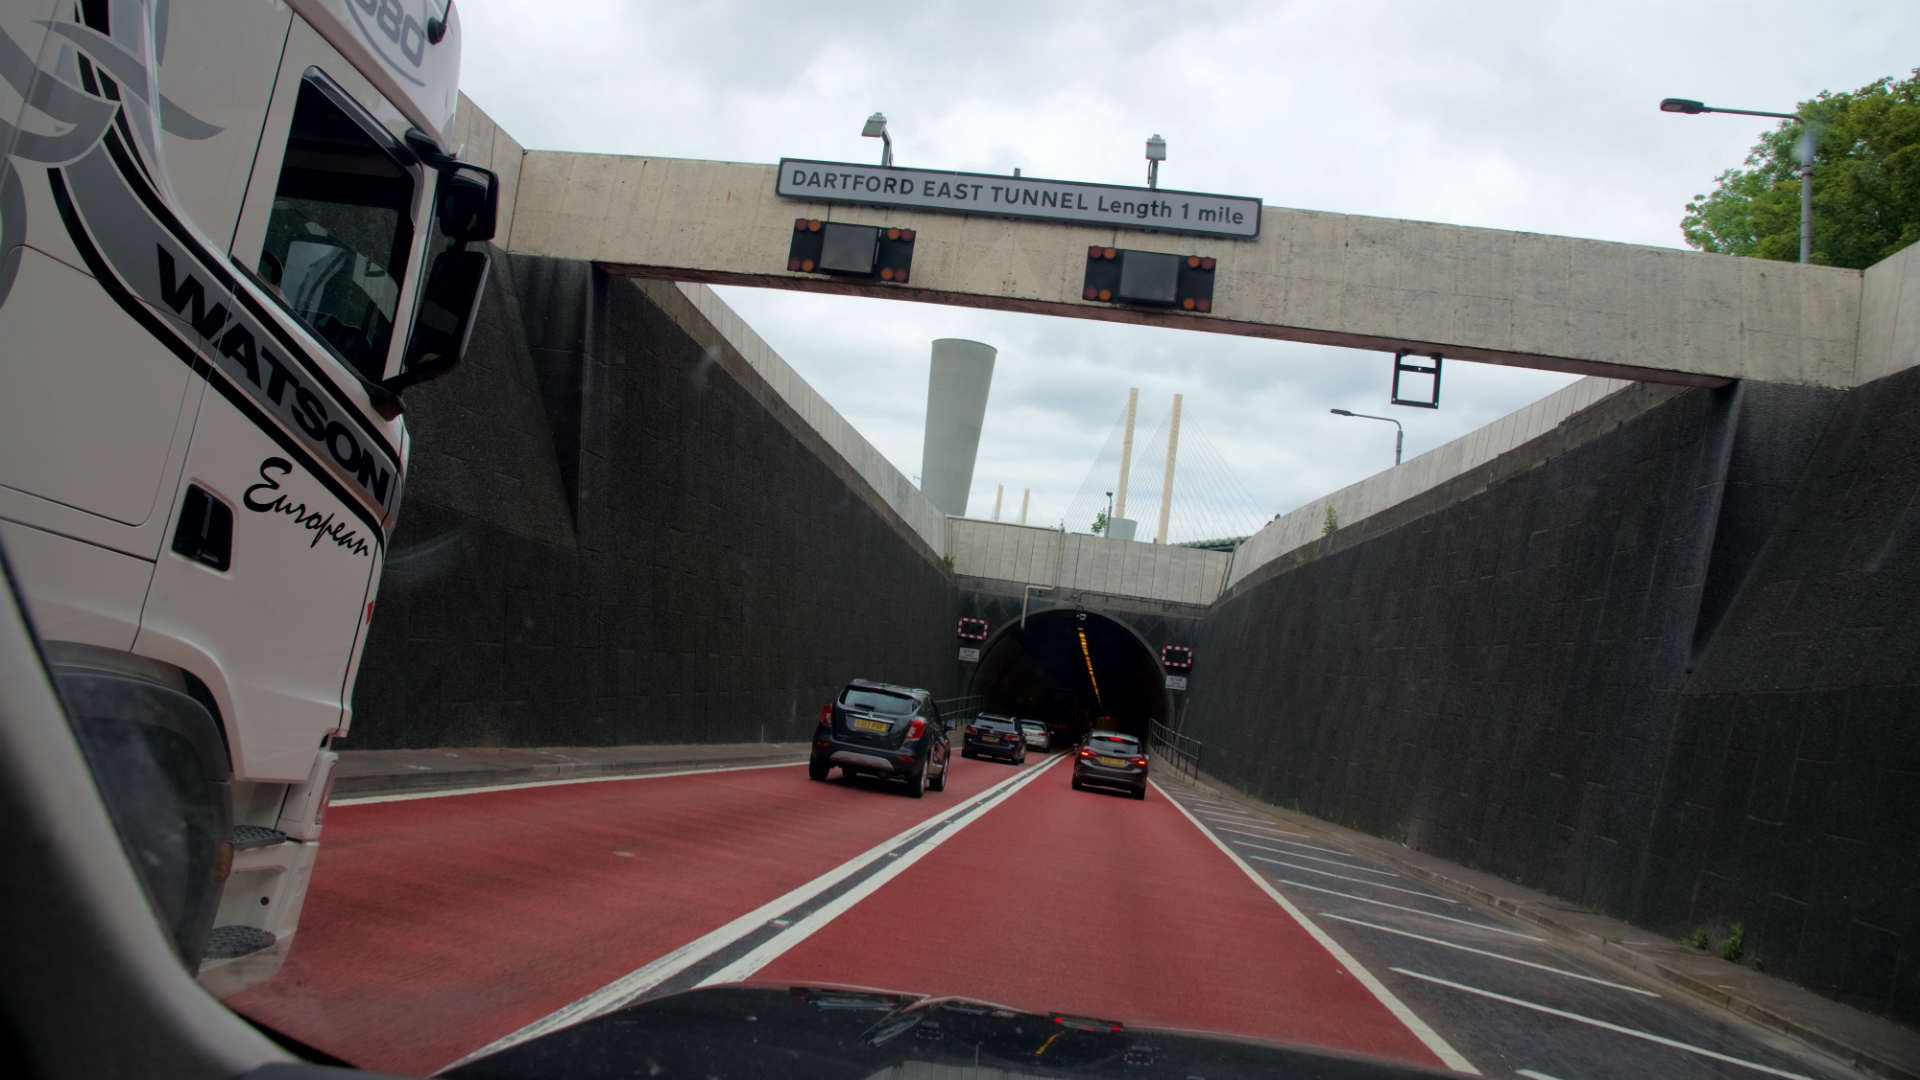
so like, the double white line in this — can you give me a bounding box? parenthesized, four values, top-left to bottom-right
(440, 755, 1062, 1072)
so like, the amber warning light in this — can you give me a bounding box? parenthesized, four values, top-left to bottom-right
(1084, 247, 1216, 312)
(789, 219, 915, 282)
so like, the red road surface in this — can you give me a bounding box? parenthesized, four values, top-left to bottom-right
(226, 760, 1012, 1075)
(753, 770, 1446, 1068)
(229, 756, 1444, 1074)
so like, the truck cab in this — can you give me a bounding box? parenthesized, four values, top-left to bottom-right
(0, 0, 493, 993)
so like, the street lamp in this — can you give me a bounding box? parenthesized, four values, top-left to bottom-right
(1145, 134, 1166, 189)
(1329, 408, 1403, 466)
(862, 111, 893, 167)
(1659, 96, 1813, 264)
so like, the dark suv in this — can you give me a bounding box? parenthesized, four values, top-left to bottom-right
(810, 680, 949, 798)
(962, 713, 1027, 764)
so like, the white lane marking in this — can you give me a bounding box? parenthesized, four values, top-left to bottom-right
(1232, 839, 1398, 876)
(1390, 969, 1813, 1079)
(333, 759, 803, 805)
(1271, 879, 1545, 941)
(437, 757, 1050, 1071)
(1215, 823, 1311, 841)
(696, 756, 1065, 986)
(1246, 856, 1456, 902)
(1190, 803, 1267, 818)
(1323, 915, 1659, 997)
(1516, 1071, 1565, 1080)
(1233, 833, 1362, 859)
(1156, 780, 1479, 1075)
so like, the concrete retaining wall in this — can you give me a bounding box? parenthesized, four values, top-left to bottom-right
(1857, 240, 1920, 384)
(347, 251, 955, 748)
(670, 282, 948, 557)
(948, 518, 1230, 605)
(1227, 376, 1632, 589)
(1186, 369, 1919, 1023)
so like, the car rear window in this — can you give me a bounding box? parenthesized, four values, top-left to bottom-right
(840, 688, 916, 715)
(1091, 735, 1139, 753)
(974, 716, 1017, 731)
(1020, 721, 1045, 731)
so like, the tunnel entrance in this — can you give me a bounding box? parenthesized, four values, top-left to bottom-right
(966, 610, 1168, 745)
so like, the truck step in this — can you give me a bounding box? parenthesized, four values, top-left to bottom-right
(205, 924, 276, 960)
(232, 825, 288, 850)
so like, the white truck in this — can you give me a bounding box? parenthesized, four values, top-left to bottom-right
(0, 0, 495, 993)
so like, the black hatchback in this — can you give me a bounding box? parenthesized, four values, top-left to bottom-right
(810, 680, 950, 798)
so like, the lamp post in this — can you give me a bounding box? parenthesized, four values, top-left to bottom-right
(1329, 408, 1403, 466)
(862, 111, 893, 167)
(1145, 134, 1166, 189)
(1660, 97, 1813, 264)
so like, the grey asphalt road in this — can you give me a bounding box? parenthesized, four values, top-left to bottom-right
(1159, 786, 1865, 1080)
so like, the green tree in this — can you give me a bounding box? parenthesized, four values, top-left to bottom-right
(1091, 511, 1108, 535)
(1322, 506, 1339, 536)
(1681, 69, 1920, 269)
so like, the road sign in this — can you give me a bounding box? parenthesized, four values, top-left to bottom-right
(1165, 675, 1188, 691)
(776, 159, 1262, 239)
(958, 647, 981, 663)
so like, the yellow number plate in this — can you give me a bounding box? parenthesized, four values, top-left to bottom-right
(1097, 756, 1126, 766)
(852, 717, 889, 733)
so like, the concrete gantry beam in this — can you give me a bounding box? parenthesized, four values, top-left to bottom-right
(506, 151, 1869, 389)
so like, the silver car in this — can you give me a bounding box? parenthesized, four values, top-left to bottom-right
(1017, 719, 1050, 751)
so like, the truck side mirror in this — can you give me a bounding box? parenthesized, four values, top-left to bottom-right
(384, 248, 489, 395)
(437, 164, 498, 244)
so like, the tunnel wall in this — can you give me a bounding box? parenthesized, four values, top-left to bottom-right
(346, 252, 956, 748)
(1186, 371, 1920, 1022)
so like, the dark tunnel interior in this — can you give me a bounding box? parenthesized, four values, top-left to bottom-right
(965, 610, 1167, 743)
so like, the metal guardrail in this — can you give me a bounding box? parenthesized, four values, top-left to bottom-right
(934, 695, 985, 731)
(1147, 719, 1202, 782)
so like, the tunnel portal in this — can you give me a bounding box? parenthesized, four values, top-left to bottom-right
(965, 610, 1168, 744)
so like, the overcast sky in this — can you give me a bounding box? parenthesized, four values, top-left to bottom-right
(451, 0, 1916, 541)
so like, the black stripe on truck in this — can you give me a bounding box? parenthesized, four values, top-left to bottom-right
(47, 168, 388, 547)
(97, 130, 402, 473)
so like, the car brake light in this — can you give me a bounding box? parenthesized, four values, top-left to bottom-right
(1131, 757, 1148, 767)
(1078, 748, 1093, 758)
(907, 717, 926, 739)
(819, 704, 832, 728)
(966, 725, 979, 736)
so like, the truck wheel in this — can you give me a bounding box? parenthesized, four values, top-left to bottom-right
(54, 664, 231, 967)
